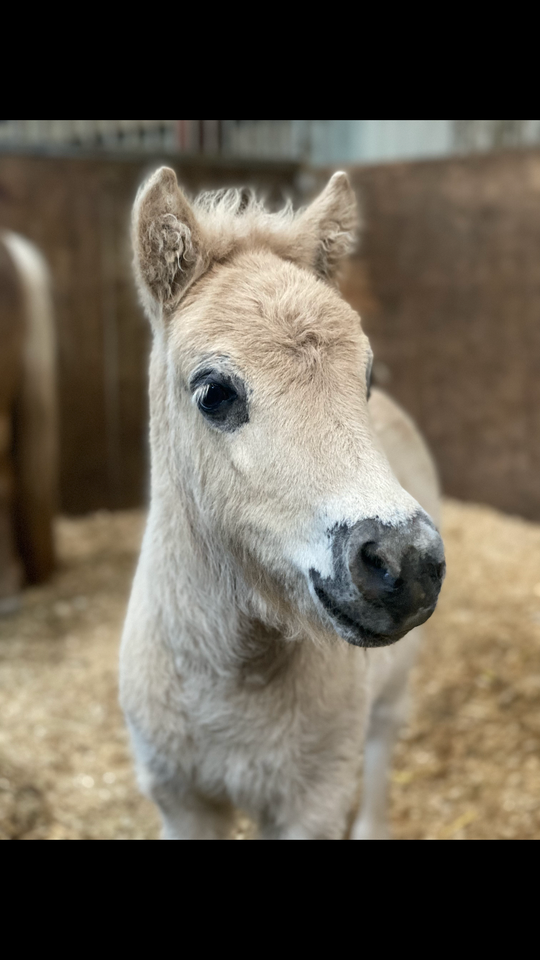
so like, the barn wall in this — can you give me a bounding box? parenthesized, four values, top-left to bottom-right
(0, 154, 300, 514)
(340, 149, 540, 520)
(2, 150, 540, 520)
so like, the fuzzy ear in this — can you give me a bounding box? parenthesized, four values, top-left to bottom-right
(132, 167, 207, 321)
(295, 172, 358, 281)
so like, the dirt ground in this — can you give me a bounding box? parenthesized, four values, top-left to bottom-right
(1, 499, 540, 840)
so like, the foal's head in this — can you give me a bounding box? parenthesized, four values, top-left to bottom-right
(133, 168, 445, 648)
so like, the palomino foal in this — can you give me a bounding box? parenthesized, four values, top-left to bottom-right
(121, 168, 445, 840)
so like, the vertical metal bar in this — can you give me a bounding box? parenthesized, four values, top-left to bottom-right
(177, 120, 187, 152)
(221, 119, 232, 154)
(203, 120, 220, 155)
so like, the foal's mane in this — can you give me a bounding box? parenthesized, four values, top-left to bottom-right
(133, 168, 358, 315)
(196, 187, 294, 227)
(189, 181, 358, 286)
(193, 187, 299, 255)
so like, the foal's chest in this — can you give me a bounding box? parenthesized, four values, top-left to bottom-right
(181, 652, 366, 812)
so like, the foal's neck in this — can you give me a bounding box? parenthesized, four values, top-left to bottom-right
(145, 489, 297, 680)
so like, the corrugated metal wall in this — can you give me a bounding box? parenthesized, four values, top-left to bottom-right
(305, 120, 540, 165)
(0, 120, 179, 152)
(4, 120, 540, 165)
(0, 120, 308, 160)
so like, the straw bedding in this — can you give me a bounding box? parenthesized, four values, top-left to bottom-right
(1, 500, 539, 840)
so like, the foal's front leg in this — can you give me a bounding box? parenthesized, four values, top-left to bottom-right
(351, 630, 420, 841)
(128, 725, 235, 840)
(141, 764, 235, 839)
(259, 824, 344, 840)
(350, 695, 403, 840)
(155, 786, 236, 841)
(258, 783, 355, 840)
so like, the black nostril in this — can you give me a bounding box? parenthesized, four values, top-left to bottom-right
(436, 562, 446, 580)
(360, 542, 395, 587)
(361, 542, 386, 573)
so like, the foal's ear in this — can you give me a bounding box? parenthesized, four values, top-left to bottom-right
(132, 167, 207, 321)
(296, 172, 358, 282)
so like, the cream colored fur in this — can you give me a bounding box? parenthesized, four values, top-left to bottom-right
(121, 169, 441, 840)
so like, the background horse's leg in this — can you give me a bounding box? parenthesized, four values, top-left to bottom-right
(352, 628, 421, 840)
(0, 412, 23, 613)
(3, 232, 58, 586)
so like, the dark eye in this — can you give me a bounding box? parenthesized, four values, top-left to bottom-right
(199, 381, 237, 414)
(190, 364, 249, 432)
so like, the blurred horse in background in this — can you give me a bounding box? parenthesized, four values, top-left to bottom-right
(0, 232, 58, 614)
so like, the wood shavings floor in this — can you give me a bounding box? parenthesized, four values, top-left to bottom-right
(1, 500, 540, 840)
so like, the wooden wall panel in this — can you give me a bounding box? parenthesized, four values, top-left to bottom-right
(0, 155, 300, 513)
(340, 150, 540, 519)
(3, 150, 540, 520)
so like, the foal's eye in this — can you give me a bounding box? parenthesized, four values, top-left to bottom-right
(191, 365, 248, 432)
(199, 382, 237, 414)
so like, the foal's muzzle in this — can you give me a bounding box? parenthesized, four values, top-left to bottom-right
(310, 513, 445, 647)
